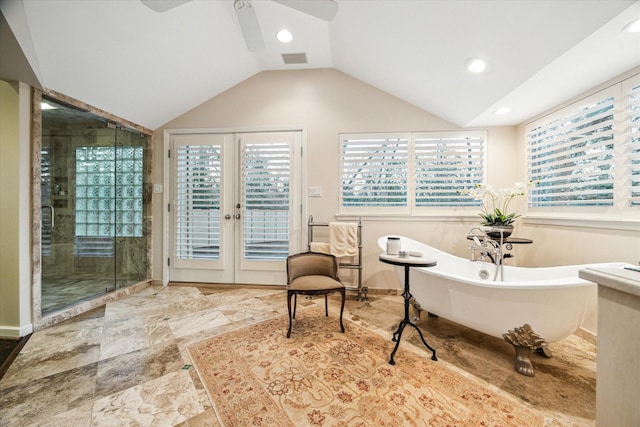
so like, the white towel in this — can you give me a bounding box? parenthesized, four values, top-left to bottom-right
(329, 222, 358, 257)
(310, 242, 330, 254)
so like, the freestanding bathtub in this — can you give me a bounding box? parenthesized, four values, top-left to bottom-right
(378, 235, 629, 375)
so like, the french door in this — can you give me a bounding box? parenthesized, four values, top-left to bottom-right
(168, 131, 303, 285)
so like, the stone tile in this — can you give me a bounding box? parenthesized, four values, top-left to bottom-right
(95, 342, 184, 399)
(91, 370, 204, 427)
(175, 408, 221, 426)
(0, 363, 97, 427)
(168, 308, 230, 338)
(99, 319, 175, 361)
(0, 315, 103, 389)
(30, 402, 93, 427)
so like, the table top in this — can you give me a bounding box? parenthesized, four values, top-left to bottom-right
(379, 252, 437, 267)
(466, 236, 533, 244)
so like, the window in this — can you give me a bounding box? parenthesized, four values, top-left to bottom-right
(341, 134, 409, 208)
(527, 95, 615, 207)
(340, 131, 485, 213)
(242, 142, 291, 260)
(414, 133, 484, 207)
(526, 73, 640, 220)
(75, 146, 143, 256)
(174, 144, 222, 260)
(629, 82, 640, 206)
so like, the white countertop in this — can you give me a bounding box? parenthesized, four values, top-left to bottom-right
(379, 252, 437, 266)
(579, 267, 640, 298)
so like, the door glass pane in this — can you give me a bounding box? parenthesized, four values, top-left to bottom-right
(41, 97, 114, 314)
(242, 142, 290, 260)
(175, 144, 222, 260)
(115, 128, 148, 287)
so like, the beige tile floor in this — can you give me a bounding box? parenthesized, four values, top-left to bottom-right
(0, 285, 596, 426)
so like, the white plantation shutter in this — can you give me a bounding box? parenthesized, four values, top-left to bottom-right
(242, 142, 291, 260)
(174, 144, 221, 260)
(341, 135, 409, 207)
(41, 146, 52, 256)
(528, 95, 615, 207)
(414, 133, 484, 207)
(629, 82, 640, 206)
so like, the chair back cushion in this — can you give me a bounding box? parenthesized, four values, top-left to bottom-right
(287, 252, 339, 283)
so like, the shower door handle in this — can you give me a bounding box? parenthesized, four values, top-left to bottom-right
(43, 204, 54, 229)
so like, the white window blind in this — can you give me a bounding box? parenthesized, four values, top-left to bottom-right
(528, 96, 615, 207)
(340, 132, 485, 211)
(341, 135, 409, 207)
(174, 144, 221, 260)
(242, 142, 290, 260)
(414, 134, 484, 207)
(629, 82, 640, 206)
(41, 146, 52, 256)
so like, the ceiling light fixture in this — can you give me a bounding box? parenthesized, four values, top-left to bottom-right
(276, 29, 293, 43)
(494, 107, 512, 115)
(466, 58, 489, 73)
(40, 102, 57, 110)
(622, 18, 640, 34)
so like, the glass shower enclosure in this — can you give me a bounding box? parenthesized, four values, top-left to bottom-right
(40, 96, 150, 315)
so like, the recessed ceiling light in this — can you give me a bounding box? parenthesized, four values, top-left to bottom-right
(40, 102, 57, 110)
(276, 29, 293, 43)
(494, 107, 512, 115)
(466, 58, 489, 73)
(622, 18, 640, 34)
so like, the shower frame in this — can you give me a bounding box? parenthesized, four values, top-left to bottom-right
(30, 88, 154, 329)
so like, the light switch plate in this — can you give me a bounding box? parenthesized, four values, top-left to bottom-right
(308, 186, 322, 197)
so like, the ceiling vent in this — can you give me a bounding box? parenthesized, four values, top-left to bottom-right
(281, 53, 308, 64)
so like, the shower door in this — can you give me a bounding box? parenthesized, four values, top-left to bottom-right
(40, 97, 148, 315)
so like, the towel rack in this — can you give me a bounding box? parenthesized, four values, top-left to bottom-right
(307, 215, 366, 301)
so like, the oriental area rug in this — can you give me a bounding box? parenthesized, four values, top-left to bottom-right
(187, 307, 545, 426)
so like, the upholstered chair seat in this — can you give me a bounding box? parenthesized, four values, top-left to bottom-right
(286, 252, 346, 338)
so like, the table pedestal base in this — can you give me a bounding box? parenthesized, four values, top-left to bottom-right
(388, 263, 438, 365)
(389, 318, 438, 365)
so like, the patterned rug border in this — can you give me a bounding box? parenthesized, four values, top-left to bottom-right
(187, 306, 546, 426)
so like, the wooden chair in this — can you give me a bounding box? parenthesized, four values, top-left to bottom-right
(286, 252, 346, 338)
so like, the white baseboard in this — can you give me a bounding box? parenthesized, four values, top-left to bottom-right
(0, 323, 33, 339)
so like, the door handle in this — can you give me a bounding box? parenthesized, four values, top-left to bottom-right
(234, 213, 241, 219)
(43, 204, 54, 229)
(225, 214, 232, 220)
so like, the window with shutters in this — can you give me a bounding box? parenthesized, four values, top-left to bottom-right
(174, 144, 222, 260)
(242, 142, 290, 260)
(629, 81, 640, 206)
(340, 131, 485, 213)
(414, 133, 484, 207)
(41, 146, 52, 256)
(528, 95, 615, 207)
(526, 73, 640, 221)
(242, 142, 291, 260)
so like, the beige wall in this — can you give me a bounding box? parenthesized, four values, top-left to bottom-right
(153, 69, 520, 290)
(0, 80, 32, 337)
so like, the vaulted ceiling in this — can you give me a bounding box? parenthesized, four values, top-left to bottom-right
(1, 0, 639, 130)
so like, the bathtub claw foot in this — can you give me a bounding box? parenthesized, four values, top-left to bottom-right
(513, 346, 535, 377)
(535, 346, 553, 358)
(503, 324, 548, 377)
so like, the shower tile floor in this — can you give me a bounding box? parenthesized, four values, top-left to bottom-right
(41, 274, 141, 314)
(0, 285, 596, 426)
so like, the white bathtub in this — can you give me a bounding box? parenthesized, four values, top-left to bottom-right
(378, 236, 629, 343)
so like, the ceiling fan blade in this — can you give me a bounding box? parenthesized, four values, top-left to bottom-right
(272, 0, 338, 22)
(141, 0, 192, 13)
(234, 0, 266, 52)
